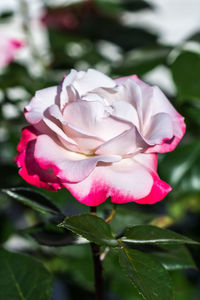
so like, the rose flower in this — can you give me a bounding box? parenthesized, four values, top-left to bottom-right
(15, 69, 185, 206)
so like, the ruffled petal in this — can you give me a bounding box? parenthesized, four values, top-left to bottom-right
(73, 68, 116, 95)
(43, 116, 79, 152)
(144, 112, 174, 145)
(120, 78, 153, 126)
(59, 70, 80, 110)
(34, 134, 121, 183)
(115, 74, 139, 85)
(46, 104, 104, 153)
(111, 101, 139, 128)
(64, 153, 171, 206)
(95, 126, 147, 156)
(63, 100, 131, 141)
(25, 86, 58, 124)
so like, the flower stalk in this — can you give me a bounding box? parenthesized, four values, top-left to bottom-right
(90, 207, 103, 300)
(105, 204, 117, 223)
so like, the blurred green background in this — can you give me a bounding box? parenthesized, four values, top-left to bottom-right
(0, 0, 200, 299)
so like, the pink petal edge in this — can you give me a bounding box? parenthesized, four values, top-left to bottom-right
(14, 126, 64, 191)
(64, 166, 172, 207)
(146, 114, 186, 153)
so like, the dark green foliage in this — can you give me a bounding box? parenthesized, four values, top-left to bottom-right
(151, 245, 196, 270)
(1, 187, 63, 216)
(171, 51, 200, 102)
(24, 221, 78, 247)
(122, 224, 199, 245)
(119, 247, 172, 300)
(59, 214, 118, 247)
(0, 248, 52, 300)
(159, 140, 200, 198)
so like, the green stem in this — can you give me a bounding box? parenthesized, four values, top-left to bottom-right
(90, 207, 103, 300)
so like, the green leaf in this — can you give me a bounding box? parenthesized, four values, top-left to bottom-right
(119, 247, 172, 300)
(170, 270, 198, 300)
(152, 245, 196, 270)
(25, 222, 84, 247)
(0, 214, 14, 243)
(171, 51, 200, 102)
(159, 140, 200, 198)
(104, 249, 143, 300)
(59, 214, 118, 246)
(1, 187, 63, 216)
(0, 248, 52, 300)
(121, 225, 199, 245)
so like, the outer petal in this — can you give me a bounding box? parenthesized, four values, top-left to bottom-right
(14, 126, 64, 191)
(34, 134, 121, 183)
(144, 112, 174, 145)
(64, 153, 171, 206)
(145, 87, 186, 153)
(116, 75, 186, 153)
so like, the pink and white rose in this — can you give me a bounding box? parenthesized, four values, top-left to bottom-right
(15, 69, 186, 206)
(0, 35, 23, 69)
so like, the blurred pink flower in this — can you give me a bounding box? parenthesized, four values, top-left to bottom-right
(15, 69, 185, 206)
(0, 35, 23, 68)
(41, 9, 79, 31)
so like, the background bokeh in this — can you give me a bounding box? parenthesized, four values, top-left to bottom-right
(1, 1, 200, 299)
